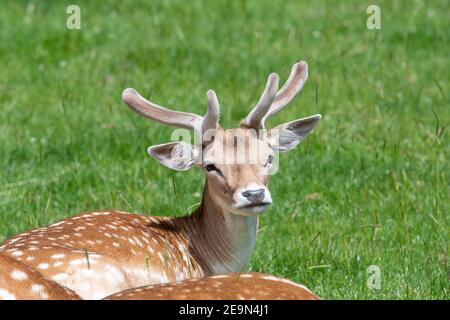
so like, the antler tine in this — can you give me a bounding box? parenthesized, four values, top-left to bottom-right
(263, 61, 308, 123)
(122, 88, 204, 132)
(202, 89, 220, 134)
(241, 73, 279, 129)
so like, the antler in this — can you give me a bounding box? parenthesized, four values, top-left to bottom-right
(202, 89, 220, 133)
(122, 88, 219, 137)
(240, 73, 279, 129)
(241, 61, 309, 129)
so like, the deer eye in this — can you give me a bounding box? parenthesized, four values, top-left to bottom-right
(204, 163, 224, 176)
(205, 164, 218, 172)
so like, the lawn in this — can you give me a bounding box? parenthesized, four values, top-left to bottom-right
(0, 0, 448, 299)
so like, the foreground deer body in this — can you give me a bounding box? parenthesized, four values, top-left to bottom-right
(0, 253, 80, 300)
(104, 272, 320, 300)
(0, 61, 321, 299)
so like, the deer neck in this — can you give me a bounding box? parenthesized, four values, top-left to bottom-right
(183, 181, 259, 275)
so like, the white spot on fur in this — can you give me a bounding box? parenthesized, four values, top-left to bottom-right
(52, 273, 69, 281)
(38, 263, 49, 270)
(0, 289, 16, 300)
(211, 275, 229, 279)
(11, 270, 28, 281)
(31, 284, 49, 299)
(12, 250, 24, 257)
(69, 259, 85, 267)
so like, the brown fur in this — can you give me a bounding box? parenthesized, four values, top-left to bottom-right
(0, 253, 80, 300)
(104, 272, 320, 300)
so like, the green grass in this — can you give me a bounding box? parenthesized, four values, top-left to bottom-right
(0, 0, 448, 299)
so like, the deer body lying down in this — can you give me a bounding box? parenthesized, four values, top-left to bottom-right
(0, 61, 321, 299)
(0, 254, 318, 300)
(104, 272, 320, 300)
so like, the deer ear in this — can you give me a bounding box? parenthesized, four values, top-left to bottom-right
(148, 142, 199, 171)
(267, 114, 321, 152)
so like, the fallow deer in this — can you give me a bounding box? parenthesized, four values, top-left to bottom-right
(104, 272, 320, 300)
(0, 61, 321, 299)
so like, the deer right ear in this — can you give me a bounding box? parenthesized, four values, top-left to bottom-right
(267, 114, 321, 152)
(148, 142, 199, 171)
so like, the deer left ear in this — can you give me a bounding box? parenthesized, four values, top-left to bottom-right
(267, 114, 321, 152)
(148, 142, 199, 171)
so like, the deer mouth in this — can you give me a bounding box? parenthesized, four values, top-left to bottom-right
(242, 203, 271, 208)
(236, 202, 272, 214)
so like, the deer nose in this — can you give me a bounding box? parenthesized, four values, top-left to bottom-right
(242, 189, 265, 204)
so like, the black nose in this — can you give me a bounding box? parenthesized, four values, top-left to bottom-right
(242, 189, 265, 204)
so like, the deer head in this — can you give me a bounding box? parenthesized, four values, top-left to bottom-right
(122, 61, 321, 217)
